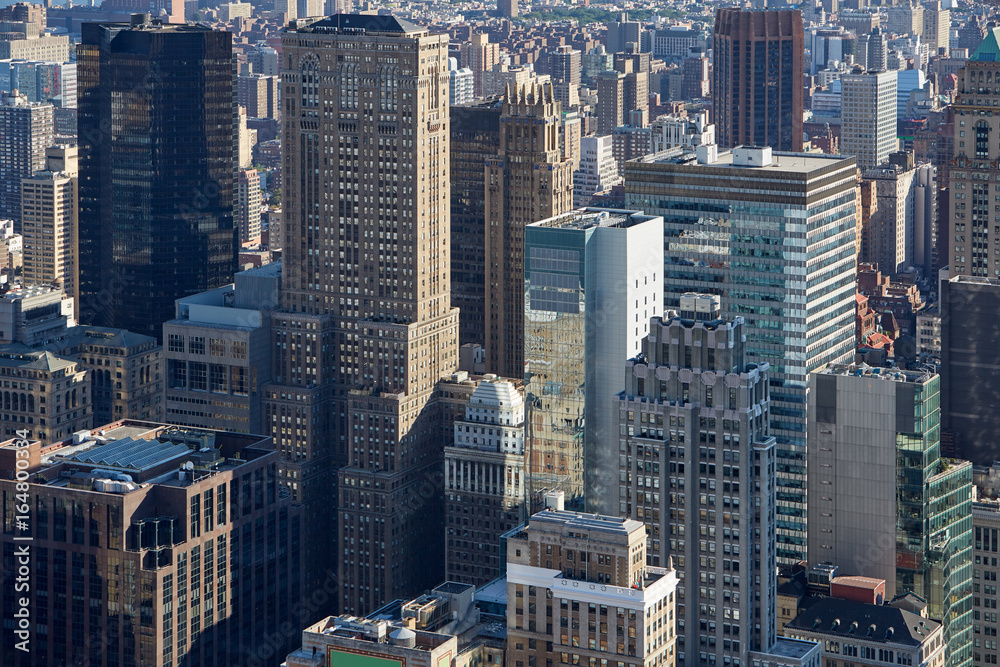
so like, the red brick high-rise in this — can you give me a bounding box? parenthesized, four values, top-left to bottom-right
(713, 8, 804, 151)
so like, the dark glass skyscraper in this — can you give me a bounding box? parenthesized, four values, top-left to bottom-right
(713, 8, 804, 152)
(77, 17, 237, 340)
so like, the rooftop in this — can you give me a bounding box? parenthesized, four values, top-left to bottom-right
(305, 616, 451, 651)
(786, 597, 940, 646)
(17, 325, 158, 353)
(55, 436, 191, 472)
(756, 637, 821, 659)
(818, 363, 935, 385)
(0, 350, 76, 372)
(530, 207, 654, 231)
(0, 283, 64, 301)
(970, 27, 1000, 62)
(33, 421, 274, 490)
(832, 576, 886, 589)
(294, 14, 423, 35)
(475, 576, 508, 606)
(239, 260, 282, 279)
(634, 147, 853, 174)
(529, 509, 646, 537)
(433, 581, 474, 596)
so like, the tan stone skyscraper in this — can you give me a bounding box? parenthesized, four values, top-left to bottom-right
(21, 145, 78, 309)
(274, 14, 458, 615)
(485, 83, 574, 379)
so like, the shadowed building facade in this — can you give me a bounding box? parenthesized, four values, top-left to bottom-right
(450, 101, 501, 348)
(485, 83, 574, 379)
(941, 29, 1000, 465)
(274, 14, 458, 615)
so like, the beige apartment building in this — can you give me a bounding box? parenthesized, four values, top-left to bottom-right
(484, 82, 574, 378)
(0, 349, 89, 443)
(506, 509, 679, 667)
(21, 144, 78, 307)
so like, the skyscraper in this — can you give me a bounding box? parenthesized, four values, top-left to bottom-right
(619, 294, 820, 666)
(0, 89, 52, 230)
(841, 68, 898, 171)
(923, 0, 950, 55)
(459, 33, 500, 99)
(77, 18, 238, 341)
(862, 151, 918, 276)
(20, 145, 77, 308)
(940, 28, 1000, 466)
(625, 146, 859, 564)
(862, 27, 888, 72)
(613, 51, 650, 128)
(484, 83, 574, 379)
(237, 167, 261, 243)
(450, 100, 501, 348)
(497, 0, 517, 18)
(524, 208, 662, 512)
(550, 45, 582, 89)
(807, 364, 972, 667)
(275, 14, 459, 615)
(595, 70, 625, 134)
(712, 8, 804, 151)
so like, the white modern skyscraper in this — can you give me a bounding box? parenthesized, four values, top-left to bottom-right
(841, 68, 898, 170)
(523, 207, 663, 514)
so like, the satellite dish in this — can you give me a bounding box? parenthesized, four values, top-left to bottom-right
(184, 462, 194, 471)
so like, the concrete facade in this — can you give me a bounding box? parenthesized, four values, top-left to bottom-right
(807, 364, 972, 667)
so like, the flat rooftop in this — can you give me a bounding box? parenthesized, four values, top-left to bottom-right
(307, 616, 450, 651)
(528, 509, 647, 537)
(1, 283, 63, 300)
(531, 208, 639, 230)
(434, 581, 474, 596)
(36, 421, 274, 489)
(634, 148, 852, 174)
(55, 436, 191, 471)
(818, 363, 935, 385)
(757, 637, 820, 659)
(475, 577, 507, 605)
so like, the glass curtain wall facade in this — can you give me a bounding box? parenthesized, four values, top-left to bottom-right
(625, 149, 858, 563)
(524, 225, 588, 508)
(712, 8, 805, 152)
(523, 209, 663, 514)
(77, 21, 238, 340)
(898, 376, 972, 667)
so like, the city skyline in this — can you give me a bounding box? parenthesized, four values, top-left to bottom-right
(0, 4, 996, 667)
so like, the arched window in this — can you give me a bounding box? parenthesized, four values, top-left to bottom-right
(300, 55, 320, 109)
